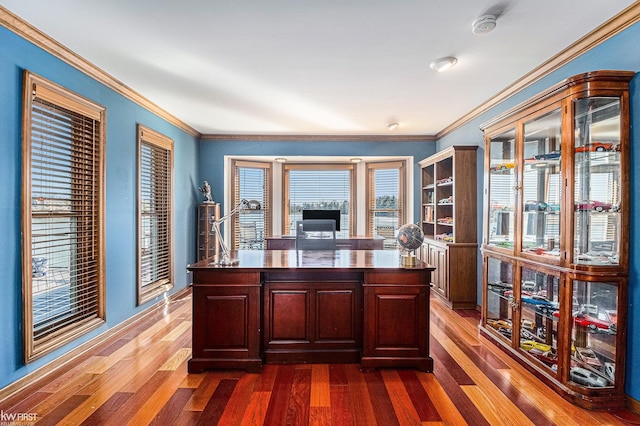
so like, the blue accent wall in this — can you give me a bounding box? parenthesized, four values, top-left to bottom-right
(198, 139, 436, 224)
(0, 26, 199, 388)
(437, 22, 640, 401)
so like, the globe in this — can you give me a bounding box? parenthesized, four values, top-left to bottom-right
(396, 223, 425, 252)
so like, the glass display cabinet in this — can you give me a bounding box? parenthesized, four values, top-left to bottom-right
(479, 71, 632, 409)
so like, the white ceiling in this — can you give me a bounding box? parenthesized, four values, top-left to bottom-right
(1, 1, 636, 136)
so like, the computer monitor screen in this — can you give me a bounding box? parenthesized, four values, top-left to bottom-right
(302, 209, 341, 231)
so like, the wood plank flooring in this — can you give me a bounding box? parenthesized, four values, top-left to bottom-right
(2, 289, 640, 425)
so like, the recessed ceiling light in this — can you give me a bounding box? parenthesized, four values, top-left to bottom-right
(472, 15, 497, 35)
(429, 56, 458, 72)
(387, 122, 399, 131)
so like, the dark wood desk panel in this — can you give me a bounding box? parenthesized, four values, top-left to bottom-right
(187, 250, 434, 373)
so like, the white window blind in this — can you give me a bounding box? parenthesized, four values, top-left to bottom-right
(232, 160, 271, 249)
(367, 161, 406, 248)
(283, 165, 354, 237)
(23, 71, 106, 362)
(138, 125, 173, 304)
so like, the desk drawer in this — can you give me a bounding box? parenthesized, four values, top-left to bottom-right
(364, 270, 425, 285)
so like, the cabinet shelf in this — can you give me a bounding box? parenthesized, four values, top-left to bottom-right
(479, 70, 632, 410)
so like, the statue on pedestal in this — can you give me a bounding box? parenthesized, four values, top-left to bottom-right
(198, 181, 213, 203)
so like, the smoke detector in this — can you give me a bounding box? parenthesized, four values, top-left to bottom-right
(472, 15, 497, 34)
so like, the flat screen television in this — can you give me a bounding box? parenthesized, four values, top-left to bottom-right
(302, 209, 341, 231)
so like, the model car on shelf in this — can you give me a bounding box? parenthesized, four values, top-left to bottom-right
(438, 195, 453, 204)
(575, 142, 613, 152)
(533, 302, 560, 317)
(520, 340, 552, 352)
(604, 362, 615, 380)
(437, 217, 453, 224)
(436, 176, 453, 184)
(575, 346, 603, 369)
(487, 318, 512, 332)
(533, 151, 561, 161)
(494, 241, 513, 248)
(528, 348, 558, 367)
(523, 246, 548, 255)
(570, 366, 608, 387)
(435, 232, 453, 242)
(524, 200, 548, 211)
(574, 200, 617, 212)
(522, 281, 536, 292)
(573, 313, 616, 334)
(487, 281, 512, 294)
(521, 318, 536, 332)
(490, 162, 515, 171)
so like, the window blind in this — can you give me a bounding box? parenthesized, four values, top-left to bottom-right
(366, 161, 406, 247)
(138, 125, 173, 304)
(284, 164, 354, 237)
(231, 160, 271, 249)
(23, 72, 106, 361)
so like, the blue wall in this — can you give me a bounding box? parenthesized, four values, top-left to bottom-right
(0, 26, 199, 388)
(198, 139, 436, 223)
(437, 22, 640, 402)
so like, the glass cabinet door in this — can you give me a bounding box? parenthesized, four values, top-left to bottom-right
(518, 267, 560, 374)
(485, 256, 514, 341)
(521, 109, 562, 259)
(488, 128, 516, 249)
(569, 280, 618, 388)
(573, 97, 622, 266)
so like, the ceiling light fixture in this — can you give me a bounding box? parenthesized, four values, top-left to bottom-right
(275, 157, 287, 163)
(429, 56, 458, 72)
(387, 122, 399, 131)
(472, 15, 497, 35)
(350, 158, 362, 163)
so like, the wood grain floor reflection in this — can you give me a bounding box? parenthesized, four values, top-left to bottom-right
(2, 289, 639, 425)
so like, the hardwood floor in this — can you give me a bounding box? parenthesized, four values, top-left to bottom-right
(2, 289, 640, 425)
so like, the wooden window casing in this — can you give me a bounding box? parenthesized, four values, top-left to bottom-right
(366, 161, 407, 241)
(21, 71, 106, 362)
(137, 125, 174, 305)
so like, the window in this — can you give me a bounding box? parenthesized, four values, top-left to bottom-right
(22, 71, 106, 362)
(231, 160, 271, 249)
(366, 161, 406, 247)
(283, 164, 355, 237)
(138, 125, 174, 304)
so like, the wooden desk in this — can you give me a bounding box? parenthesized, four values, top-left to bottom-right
(187, 250, 434, 373)
(265, 235, 384, 250)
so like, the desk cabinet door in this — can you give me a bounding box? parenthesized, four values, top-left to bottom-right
(190, 284, 261, 372)
(362, 271, 431, 371)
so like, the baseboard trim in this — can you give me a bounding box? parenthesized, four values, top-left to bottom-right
(0, 286, 192, 404)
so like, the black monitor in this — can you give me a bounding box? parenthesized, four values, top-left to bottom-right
(302, 209, 341, 231)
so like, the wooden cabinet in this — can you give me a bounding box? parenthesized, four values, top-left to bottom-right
(362, 270, 432, 372)
(187, 250, 434, 373)
(418, 146, 478, 309)
(189, 270, 262, 373)
(479, 71, 633, 409)
(197, 203, 220, 261)
(263, 271, 362, 364)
